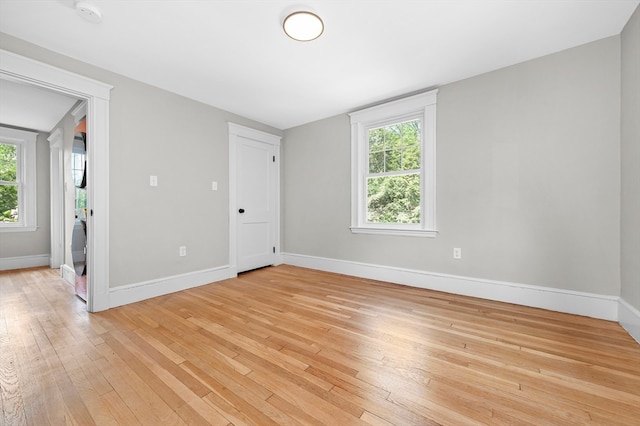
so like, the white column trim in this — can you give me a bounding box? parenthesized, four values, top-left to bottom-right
(619, 298, 640, 344)
(71, 101, 87, 124)
(47, 128, 64, 269)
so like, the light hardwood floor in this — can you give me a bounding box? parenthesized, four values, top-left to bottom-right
(1, 265, 639, 425)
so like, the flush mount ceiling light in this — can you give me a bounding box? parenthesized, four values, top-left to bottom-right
(75, 1, 102, 23)
(283, 11, 324, 41)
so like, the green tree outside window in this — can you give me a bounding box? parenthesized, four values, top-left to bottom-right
(367, 120, 421, 224)
(0, 143, 19, 223)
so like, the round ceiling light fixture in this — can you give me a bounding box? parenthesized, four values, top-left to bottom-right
(283, 11, 324, 42)
(75, 1, 103, 23)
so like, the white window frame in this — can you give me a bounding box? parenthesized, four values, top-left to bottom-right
(349, 89, 438, 237)
(0, 127, 38, 232)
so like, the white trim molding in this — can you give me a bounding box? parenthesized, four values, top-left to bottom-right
(619, 298, 640, 344)
(48, 128, 64, 269)
(61, 264, 75, 286)
(0, 49, 113, 312)
(0, 254, 50, 271)
(71, 101, 87, 124)
(109, 265, 236, 308)
(0, 50, 112, 100)
(282, 253, 619, 321)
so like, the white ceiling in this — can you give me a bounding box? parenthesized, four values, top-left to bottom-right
(0, 78, 79, 132)
(0, 0, 638, 130)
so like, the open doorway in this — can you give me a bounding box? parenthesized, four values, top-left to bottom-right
(0, 77, 78, 272)
(0, 48, 112, 312)
(1, 79, 89, 301)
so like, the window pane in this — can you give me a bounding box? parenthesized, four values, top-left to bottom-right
(384, 149, 401, 172)
(384, 125, 402, 149)
(369, 150, 384, 174)
(72, 151, 86, 187)
(76, 187, 87, 218)
(368, 119, 420, 174)
(369, 128, 384, 152)
(0, 143, 17, 182)
(367, 173, 421, 224)
(401, 120, 420, 146)
(402, 144, 420, 170)
(0, 185, 18, 223)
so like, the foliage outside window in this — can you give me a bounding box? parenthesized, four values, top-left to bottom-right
(349, 90, 437, 237)
(0, 127, 38, 232)
(367, 119, 421, 224)
(0, 143, 19, 222)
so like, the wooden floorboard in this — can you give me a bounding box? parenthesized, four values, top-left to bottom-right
(1, 265, 639, 425)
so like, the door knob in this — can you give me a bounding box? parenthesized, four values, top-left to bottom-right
(238, 208, 245, 213)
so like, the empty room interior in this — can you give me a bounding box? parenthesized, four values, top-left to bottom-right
(0, 1, 639, 425)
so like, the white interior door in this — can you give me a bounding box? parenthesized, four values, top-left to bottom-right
(230, 124, 280, 273)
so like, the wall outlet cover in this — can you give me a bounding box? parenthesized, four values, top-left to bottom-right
(453, 248, 462, 259)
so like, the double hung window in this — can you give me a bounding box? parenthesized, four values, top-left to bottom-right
(349, 90, 437, 237)
(0, 127, 38, 232)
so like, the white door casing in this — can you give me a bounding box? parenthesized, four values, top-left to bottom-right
(0, 49, 112, 312)
(229, 123, 281, 273)
(48, 127, 64, 269)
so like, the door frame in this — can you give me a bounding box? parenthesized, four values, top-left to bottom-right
(47, 127, 64, 269)
(228, 122, 281, 274)
(0, 49, 112, 312)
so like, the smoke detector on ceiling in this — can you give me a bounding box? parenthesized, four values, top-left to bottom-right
(75, 1, 102, 23)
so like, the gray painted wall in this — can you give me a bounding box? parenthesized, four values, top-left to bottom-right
(0, 26, 631, 303)
(284, 36, 622, 296)
(0, 129, 51, 259)
(0, 33, 282, 288)
(621, 5, 640, 311)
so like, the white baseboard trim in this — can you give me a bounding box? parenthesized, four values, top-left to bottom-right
(0, 254, 50, 271)
(282, 253, 619, 321)
(61, 264, 75, 285)
(618, 298, 640, 344)
(109, 265, 236, 309)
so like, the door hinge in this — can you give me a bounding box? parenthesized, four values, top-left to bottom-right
(273, 246, 276, 254)
(90, 209, 94, 216)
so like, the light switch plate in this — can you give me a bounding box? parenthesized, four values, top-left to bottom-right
(150, 175, 158, 187)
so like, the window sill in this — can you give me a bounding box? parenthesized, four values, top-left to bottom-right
(350, 226, 438, 238)
(0, 225, 38, 233)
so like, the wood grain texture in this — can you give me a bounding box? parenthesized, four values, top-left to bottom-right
(1, 265, 638, 425)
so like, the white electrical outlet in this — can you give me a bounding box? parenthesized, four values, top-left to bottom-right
(453, 248, 462, 259)
(179, 246, 187, 257)
(150, 175, 158, 187)
(211, 181, 218, 191)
